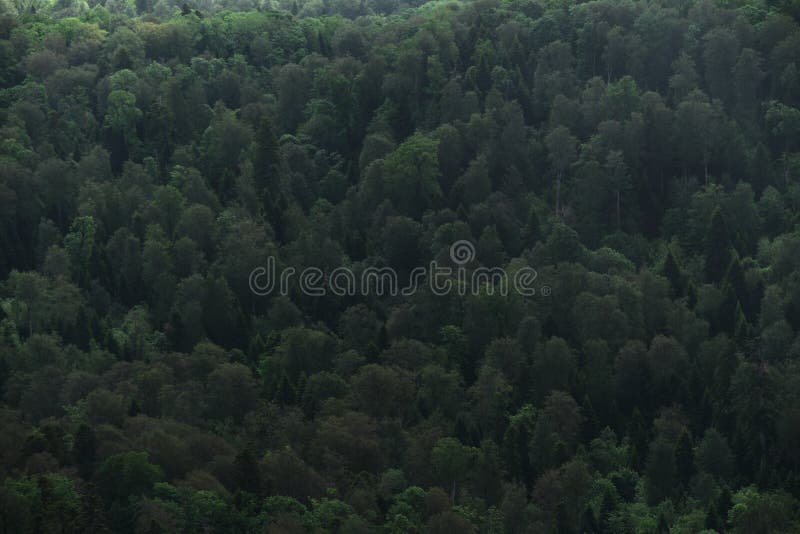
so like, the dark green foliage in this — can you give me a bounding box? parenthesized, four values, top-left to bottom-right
(0, 1, 799, 533)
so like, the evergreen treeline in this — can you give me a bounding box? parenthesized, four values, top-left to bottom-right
(1, 0, 800, 531)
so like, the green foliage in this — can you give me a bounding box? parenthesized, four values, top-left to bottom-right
(95, 451, 164, 502)
(0, 0, 799, 531)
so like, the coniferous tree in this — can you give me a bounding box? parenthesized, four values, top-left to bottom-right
(0, 2, 798, 530)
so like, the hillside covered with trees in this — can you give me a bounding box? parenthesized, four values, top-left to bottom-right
(1, 0, 800, 531)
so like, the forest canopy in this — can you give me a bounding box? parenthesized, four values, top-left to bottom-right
(1, 0, 800, 532)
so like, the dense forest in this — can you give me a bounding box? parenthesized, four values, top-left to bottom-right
(1, 0, 800, 531)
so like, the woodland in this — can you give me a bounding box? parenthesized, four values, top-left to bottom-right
(1, 0, 800, 532)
